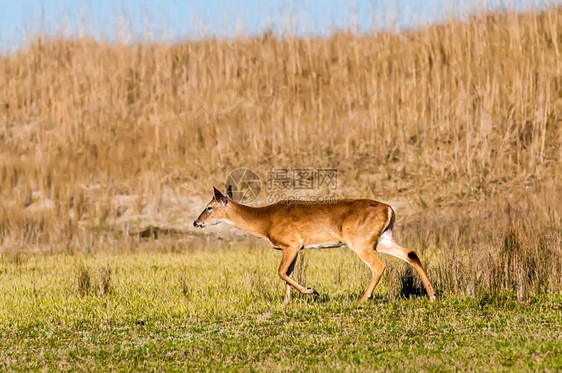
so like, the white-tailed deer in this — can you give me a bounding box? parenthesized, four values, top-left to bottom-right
(194, 187, 436, 305)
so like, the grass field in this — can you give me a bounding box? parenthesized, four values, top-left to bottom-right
(1, 246, 561, 371)
(0, 4, 561, 371)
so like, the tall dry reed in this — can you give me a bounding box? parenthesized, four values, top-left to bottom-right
(0, 7, 560, 297)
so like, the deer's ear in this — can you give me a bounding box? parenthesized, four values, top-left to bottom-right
(213, 186, 228, 206)
(226, 185, 233, 199)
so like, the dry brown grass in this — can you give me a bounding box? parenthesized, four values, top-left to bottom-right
(0, 7, 560, 298)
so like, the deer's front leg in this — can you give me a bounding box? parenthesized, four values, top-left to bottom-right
(278, 247, 318, 304)
(282, 252, 299, 306)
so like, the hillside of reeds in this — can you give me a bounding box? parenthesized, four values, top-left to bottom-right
(0, 7, 560, 299)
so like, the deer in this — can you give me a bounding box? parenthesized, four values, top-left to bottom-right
(193, 186, 436, 305)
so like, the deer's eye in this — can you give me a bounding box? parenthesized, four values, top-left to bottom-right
(207, 206, 213, 212)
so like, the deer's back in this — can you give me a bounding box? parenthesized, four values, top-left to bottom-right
(263, 199, 393, 247)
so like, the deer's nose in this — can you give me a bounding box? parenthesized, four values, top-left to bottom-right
(193, 220, 199, 227)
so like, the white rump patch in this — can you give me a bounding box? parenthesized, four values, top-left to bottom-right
(376, 205, 394, 246)
(377, 230, 393, 246)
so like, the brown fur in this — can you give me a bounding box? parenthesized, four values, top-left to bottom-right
(194, 187, 436, 305)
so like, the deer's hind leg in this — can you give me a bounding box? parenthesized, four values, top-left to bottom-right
(376, 240, 436, 301)
(347, 239, 386, 302)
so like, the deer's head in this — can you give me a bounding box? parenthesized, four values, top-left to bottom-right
(193, 186, 233, 228)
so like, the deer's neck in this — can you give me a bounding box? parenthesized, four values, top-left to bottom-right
(225, 201, 268, 239)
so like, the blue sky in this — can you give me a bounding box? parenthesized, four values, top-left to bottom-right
(0, 0, 556, 51)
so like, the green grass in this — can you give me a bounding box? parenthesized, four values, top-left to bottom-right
(1, 245, 560, 371)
